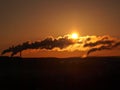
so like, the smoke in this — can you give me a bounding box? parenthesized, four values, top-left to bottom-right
(1, 34, 120, 57)
(84, 35, 120, 56)
(1, 35, 75, 57)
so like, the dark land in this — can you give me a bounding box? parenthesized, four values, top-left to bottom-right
(0, 56, 120, 90)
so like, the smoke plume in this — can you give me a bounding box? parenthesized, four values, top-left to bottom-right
(84, 35, 120, 56)
(1, 35, 75, 57)
(1, 34, 120, 57)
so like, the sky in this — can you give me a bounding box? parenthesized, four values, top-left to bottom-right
(0, 0, 120, 57)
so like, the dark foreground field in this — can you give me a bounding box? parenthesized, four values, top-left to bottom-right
(0, 56, 120, 90)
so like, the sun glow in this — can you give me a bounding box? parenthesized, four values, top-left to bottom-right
(71, 33, 79, 39)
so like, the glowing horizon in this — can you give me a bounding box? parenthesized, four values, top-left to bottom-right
(1, 33, 120, 57)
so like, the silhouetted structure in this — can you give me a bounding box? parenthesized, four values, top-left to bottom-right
(20, 51, 22, 57)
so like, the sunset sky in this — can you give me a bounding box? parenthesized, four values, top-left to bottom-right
(0, 0, 120, 57)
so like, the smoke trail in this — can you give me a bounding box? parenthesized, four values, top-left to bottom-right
(84, 35, 120, 56)
(1, 34, 120, 57)
(1, 35, 75, 57)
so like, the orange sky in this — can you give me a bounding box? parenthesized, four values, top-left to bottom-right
(0, 0, 120, 57)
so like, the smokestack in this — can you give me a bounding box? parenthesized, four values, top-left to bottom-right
(20, 51, 22, 57)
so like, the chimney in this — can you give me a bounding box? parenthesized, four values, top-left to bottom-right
(20, 51, 22, 57)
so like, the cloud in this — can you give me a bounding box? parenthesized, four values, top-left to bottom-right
(1, 34, 120, 57)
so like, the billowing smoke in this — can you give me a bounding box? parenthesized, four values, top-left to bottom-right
(84, 35, 120, 56)
(1, 35, 75, 57)
(1, 34, 120, 57)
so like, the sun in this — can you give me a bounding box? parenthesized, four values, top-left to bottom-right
(71, 33, 79, 39)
